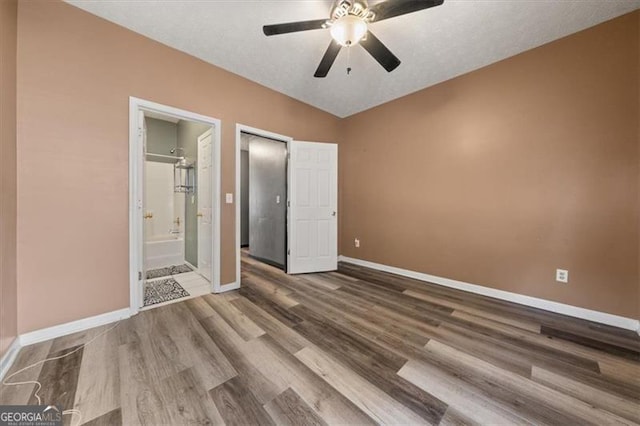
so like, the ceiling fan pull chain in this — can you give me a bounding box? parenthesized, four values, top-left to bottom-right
(347, 46, 352, 75)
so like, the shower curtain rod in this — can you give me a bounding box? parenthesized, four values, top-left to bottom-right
(145, 153, 184, 161)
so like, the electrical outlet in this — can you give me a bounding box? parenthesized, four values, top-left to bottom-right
(354, 238, 360, 248)
(556, 269, 569, 283)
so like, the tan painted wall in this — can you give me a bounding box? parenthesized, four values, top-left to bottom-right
(341, 12, 640, 319)
(16, 1, 341, 333)
(1, 0, 18, 357)
(14, 2, 640, 333)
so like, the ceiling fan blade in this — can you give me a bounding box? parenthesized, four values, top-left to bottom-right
(314, 40, 342, 78)
(369, 0, 444, 22)
(263, 19, 327, 36)
(360, 31, 401, 72)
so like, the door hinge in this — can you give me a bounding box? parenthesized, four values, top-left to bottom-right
(287, 249, 290, 255)
(287, 201, 290, 207)
(138, 271, 142, 280)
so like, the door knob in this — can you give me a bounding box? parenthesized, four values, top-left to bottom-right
(197, 212, 203, 217)
(331, 211, 336, 217)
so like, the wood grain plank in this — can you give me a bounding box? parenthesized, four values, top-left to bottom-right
(230, 296, 311, 354)
(438, 407, 479, 426)
(293, 310, 447, 424)
(73, 325, 121, 424)
(163, 302, 238, 390)
(133, 309, 191, 383)
(295, 346, 429, 425)
(541, 326, 640, 361)
(291, 306, 408, 372)
(0, 340, 53, 405)
(248, 335, 372, 425)
(299, 274, 342, 290)
(118, 341, 172, 426)
(204, 293, 266, 341)
(290, 286, 430, 351)
(209, 376, 275, 426)
(451, 310, 640, 399)
(531, 366, 640, 423)
(185, 296, 217, 321)
(243, 334, 376, 426)
(244, 274, 299, 307)
(337, 263, 409, 293)
(264, 387, 327, 426)
(424, 340, 635, 425)
(408, 289, 541, 333)
(29, 345, 83, 413)
(199, 312, 283, 404)
(81, 408, 122, 426)
(157, 368, 225, 425)
(239, 285, 304, 327)
(398, 358, 532, 425)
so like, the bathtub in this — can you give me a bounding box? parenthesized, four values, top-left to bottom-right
(145, 234, 185, 270)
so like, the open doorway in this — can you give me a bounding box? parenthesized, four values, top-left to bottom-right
(240, 130, 289, 271)
(129, 98, 221, 313)
(235, 124, 339, 287)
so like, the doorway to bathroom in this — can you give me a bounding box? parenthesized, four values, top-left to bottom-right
(129, 98, 221, 313)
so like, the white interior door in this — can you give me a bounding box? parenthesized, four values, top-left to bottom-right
(288, 141, 338, 274)
(197, 129, 213, 281)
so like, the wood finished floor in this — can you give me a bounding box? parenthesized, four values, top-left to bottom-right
(2, 252, 639, 425)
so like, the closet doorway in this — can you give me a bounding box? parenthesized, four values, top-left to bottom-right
(240, 129, 289, 271)
(235, 124, 339, 282)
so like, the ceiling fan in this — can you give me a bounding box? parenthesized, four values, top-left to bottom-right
(263, 0, 444, 78)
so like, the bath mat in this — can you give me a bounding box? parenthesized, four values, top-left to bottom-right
(143, 278, 190, 307)
(146, 264, 193, 280)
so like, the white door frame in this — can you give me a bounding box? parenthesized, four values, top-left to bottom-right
(129, 97, 222, 315)
(235, 124, 292, 285)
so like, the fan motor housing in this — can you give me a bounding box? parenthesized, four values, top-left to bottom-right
(330, 0, 375, 22)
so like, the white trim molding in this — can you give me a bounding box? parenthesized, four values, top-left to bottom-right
(339, 255, 640, 332)
(220, 281, 241, 292)
(0, 308, 131, 381)
(130, 97, 222, 311)
(19, 308, 131, 347)
(0, 338, 21, 382)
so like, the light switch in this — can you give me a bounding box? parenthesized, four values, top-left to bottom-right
(276, 195, 281, 204)
(225, 193, 233, 204)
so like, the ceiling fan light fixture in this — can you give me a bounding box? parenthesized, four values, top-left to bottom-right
(330, 15, 367, 47)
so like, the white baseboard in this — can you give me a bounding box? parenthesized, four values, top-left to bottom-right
(339, 255, 640, 332)
(0, 338, 22, 382)
(19, 308, 131, 347)
(219, 281, 240, 292)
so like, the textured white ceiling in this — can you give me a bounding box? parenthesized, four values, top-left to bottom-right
(66, 0, 640, 117)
